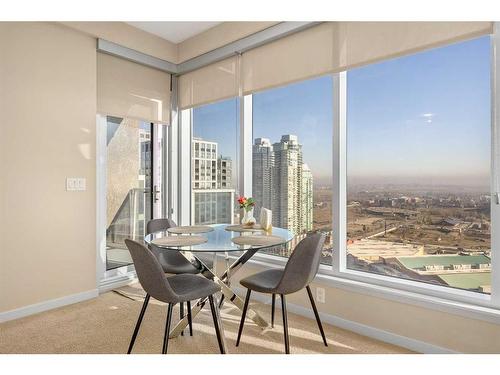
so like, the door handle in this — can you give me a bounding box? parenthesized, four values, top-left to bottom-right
(153, 185, 161, 203)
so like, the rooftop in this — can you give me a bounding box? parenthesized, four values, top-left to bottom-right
(348, 239, 422, 259)
(437, 272, 491, 290)
(397, 255, 491, 270)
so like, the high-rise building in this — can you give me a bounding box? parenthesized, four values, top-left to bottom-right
(252, 134, 313, 236)
(192, 138, 218, 190)
(252, 138, 273, 216)
(272, 135, 303, 234)
(218, 157, 232, 189)
(192, 137, 235, 224)
(192, 190, 234, 225)
(301, 164, 314, 232)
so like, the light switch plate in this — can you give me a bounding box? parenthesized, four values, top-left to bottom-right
(66, 178, 76, 191)
(66, 177, 86, 191)
(77, 178, 86, 191)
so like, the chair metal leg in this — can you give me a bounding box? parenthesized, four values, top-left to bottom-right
(187, 301, 193, 336)
(127, 294, 150, 354)
(162, 303, 174, 354)
(236, 289, 251, 347)
(218, 294, 225, 308)
(169, 249, 269, 338)
(208, 295, 226, 354)
(271, 294, 276, 328)
(306, 285, 328, 346)
(180, 302, 184, 336)
(281, 294, 290, 354)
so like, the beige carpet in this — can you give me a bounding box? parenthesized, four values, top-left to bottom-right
(0, 284, 413, 354)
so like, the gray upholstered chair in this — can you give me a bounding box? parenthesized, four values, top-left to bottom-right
(146, 218, 199, 336)
(236, 233, 327, 354)
(125, 239, 225, 354)
(147, 218, 200, 274)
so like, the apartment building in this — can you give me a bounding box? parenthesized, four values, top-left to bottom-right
(252, 137, 273, 215)
(191, 137, 235, 224)
(253, 134, 313, 235)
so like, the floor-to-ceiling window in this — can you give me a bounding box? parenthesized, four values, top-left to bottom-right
(96, 51, 170, 275)
(251, 76, 333, 264)
(191, 98, 239, 225)
(344, 36, 492, 294)
(174, 23, 499, 310)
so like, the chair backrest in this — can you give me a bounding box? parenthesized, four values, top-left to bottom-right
(145, 218, 188, 267)
(146, 218, 177, 235)
(276, 233, 326, 294)
(124, 239, 177, 303)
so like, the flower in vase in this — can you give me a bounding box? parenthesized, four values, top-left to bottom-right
(237, 196, 255, 211)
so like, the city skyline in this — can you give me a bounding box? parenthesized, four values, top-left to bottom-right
(252, 134, 314, 235)
(193, 36, 490, 187)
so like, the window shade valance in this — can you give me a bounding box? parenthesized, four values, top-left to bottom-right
(178, 21, 492, 104)
(340, 22, 493, 71)
(242, 21, 493, 94)
(242, 22, 337, 94)
(178, 56, 238, 110)
(97, 52, 171, 124)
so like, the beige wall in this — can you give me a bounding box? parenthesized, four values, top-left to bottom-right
(0, 22, 97, 311)
(177, 21, 279, 62)
(62, 22, 178, 63)
(63, 22, 279, 63)
(1, 21, 500, 354)
(228, 261, 500, 353)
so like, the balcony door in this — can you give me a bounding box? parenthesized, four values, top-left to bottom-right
(101, 116, 164, 271)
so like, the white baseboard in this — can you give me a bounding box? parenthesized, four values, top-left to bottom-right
(0, 289, 99, 323)
(0, 281, 455, 353)
(98, 273, 137, 293)
(238, 287, 457, 354)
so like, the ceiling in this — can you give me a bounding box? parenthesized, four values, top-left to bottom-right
(127, 22, 222, 43)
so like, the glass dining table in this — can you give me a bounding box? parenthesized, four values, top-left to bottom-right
(144, 223, 294, 340)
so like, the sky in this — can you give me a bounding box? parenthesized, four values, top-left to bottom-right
(347, 36, 491, 187)
(193, 36, 491, 188)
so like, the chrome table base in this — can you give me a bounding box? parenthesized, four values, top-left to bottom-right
(169, 248, 269, 339)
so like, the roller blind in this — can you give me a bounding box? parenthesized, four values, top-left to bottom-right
(241, 21, 492, 94)
(242, 23, 337, 94)
(341, 22, 493, 70)
(179, 56, 238, 109)
(97, 52, 171, 124)
(178, 22, 492, 102)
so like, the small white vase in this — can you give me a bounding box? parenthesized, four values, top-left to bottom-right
(260, 207, 272, 231)
(241, 207, 256, 226)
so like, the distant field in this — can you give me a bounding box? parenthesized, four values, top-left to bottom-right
(313, 188, 332, 231)
(347, 205, 490, 252)
(312, 185, 490, 253)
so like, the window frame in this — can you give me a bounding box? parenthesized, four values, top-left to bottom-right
(243, 32, 500, 310)
(182, 98, 241, 226)
(174, 25, 500, 318)
(329, 32, 500, 309)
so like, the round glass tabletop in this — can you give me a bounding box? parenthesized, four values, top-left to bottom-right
(144, 224, 294, 253)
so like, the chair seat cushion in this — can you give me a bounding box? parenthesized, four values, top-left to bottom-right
(167, 274, 221, 302)
(152, 247, 199, 274)
(158, 255, 200, 274)
(240, 269, 284, 293)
